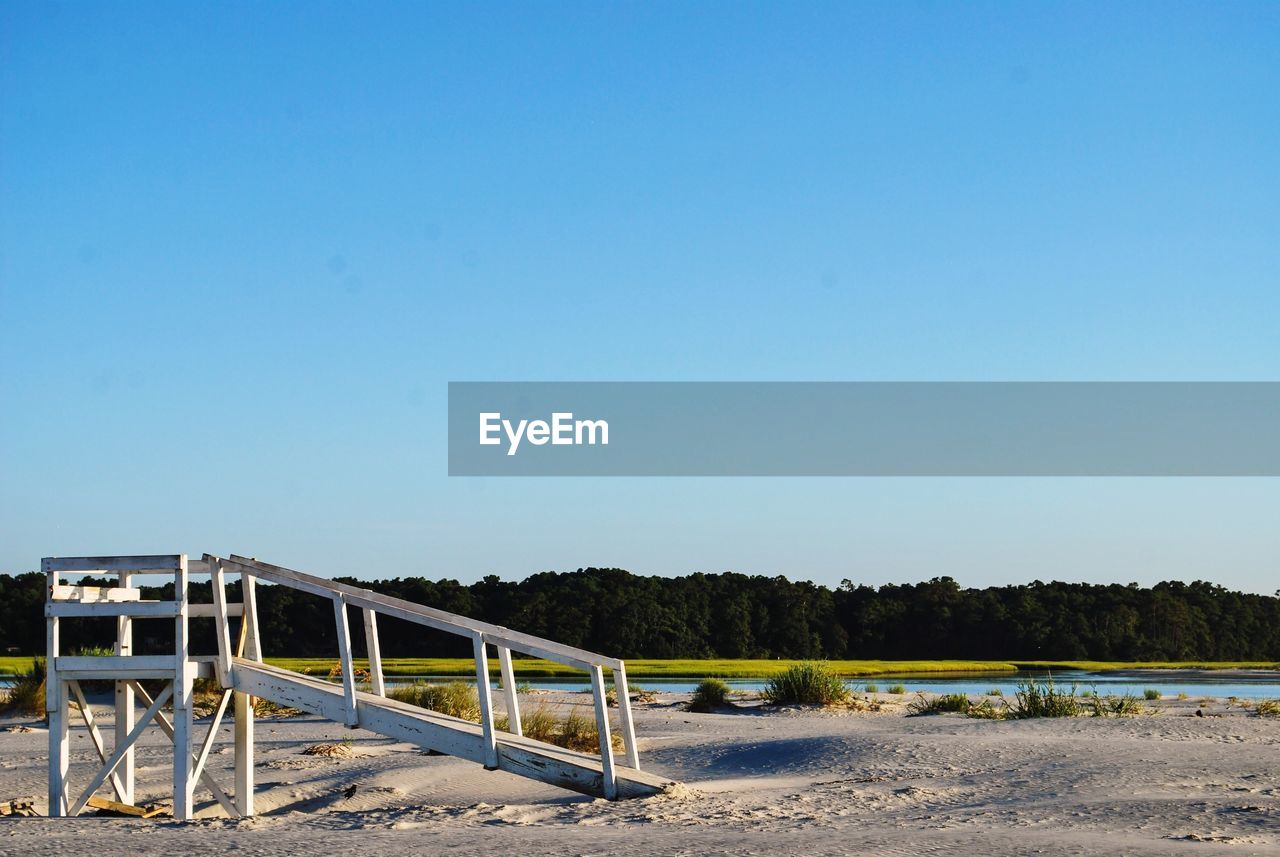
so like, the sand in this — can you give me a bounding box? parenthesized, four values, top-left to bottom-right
(2, 691, 1278, 855)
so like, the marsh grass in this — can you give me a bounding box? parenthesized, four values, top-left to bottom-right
(908, 692, 971, 715)
(907, 692, 1007, 719)
(0, 658, 45, 718)
(1256, 699, 1280, 717)
(688, 678, 732, 712)
(986, 688, 1004, 697)
(1008, 677, 1080, 719)
(388, 680, 481, 721)
(1143, 688, 1161, 700)
(1089, 693, 1147, 717)
(387, 683, 625, 754)
(863, 682, 879, 694)
(966, 698, 1006, 719)
(762, 662, 850, 706)
(887, 683, 907, 695)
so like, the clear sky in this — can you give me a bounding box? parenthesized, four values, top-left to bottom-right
(2, 2, 1277, 593)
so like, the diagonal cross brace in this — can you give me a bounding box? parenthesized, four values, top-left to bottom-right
(69, 683, 173, 816)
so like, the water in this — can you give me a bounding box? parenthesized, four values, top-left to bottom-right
(6, 669, 1278, 699)
(376, 670, 1280, 700)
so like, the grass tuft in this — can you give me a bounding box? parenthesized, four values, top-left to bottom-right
(1089, 693, 1147, 717)
(688, 678, 732, 712)
(0, 659, 46, 718)
(388, 680, 481, 721)
(1143, 688, 1162, 700)
(887, 683, 907, 695)
(1007, 677, 1080, 719)
(1256, 699, 1280, 717)
(762, 662, 850, 706)
(908, 692, 971, 715)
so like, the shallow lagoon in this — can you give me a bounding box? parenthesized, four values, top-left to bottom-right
(378, 669, 1280, 700)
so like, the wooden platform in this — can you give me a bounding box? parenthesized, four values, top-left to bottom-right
(232, 659, 674, 800)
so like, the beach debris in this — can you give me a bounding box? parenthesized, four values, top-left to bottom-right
(4, 724, 35, 733)
(86, 795, 167, 818)
(1, 799, 39, 817)
(302, 741, 357, 758)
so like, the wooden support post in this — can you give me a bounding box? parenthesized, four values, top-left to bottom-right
(590, 664, 618, 800)
(48, 679, 69, 817)
(498, 646, 522, 736)
(172, 556, 194, 821)
(234, 689, 254, 816)
(614, 663, 640, 770)
(473, 634, 498, 769)
(209, 558, 234, 688)
(362, 608, 385, 697)
(241, 573, 262, 661)
(114, 569, 135, 803)
(333, 595, 358, 727)
(45, 565, 67, 817)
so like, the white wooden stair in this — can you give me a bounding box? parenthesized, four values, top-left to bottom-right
(232, 659, 673, 799)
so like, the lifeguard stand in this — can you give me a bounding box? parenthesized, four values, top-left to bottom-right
(44, 554, 253, 820)
(45, 551, 670, 821)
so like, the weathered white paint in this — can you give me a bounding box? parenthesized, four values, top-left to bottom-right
(234, 690, 254, 817)
(210, 558, 234, 688)
(114, 569, 135, 804)
(230, 658, 672, 800)
(173, 555, 193, 821)
(46, 601, 181, 618)
(43, 551, 670, 815)
(473, 634, 499, 769)
(49, 585, 143, 602)
(362, 608, 385, 697)
(68, 681, 128, 799)
(590, 665, 618, 799)
(55, 655, 178, 673)
(191, 689, 232, 786)
(498, 645, 522, 736)
(127, 681, 236, 817)
(69, 682, 173, 816)
(613, 663, 640, 770)
(44, 555, 184, 573)
(241, 573, 262, 661)
(188, 602, 245, 618)
(219, 555, 624, 671)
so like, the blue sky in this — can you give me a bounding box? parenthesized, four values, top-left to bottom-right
(2, 2, 1277, 593)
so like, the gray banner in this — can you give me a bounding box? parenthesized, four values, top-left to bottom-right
(447, 382, 1280, 476)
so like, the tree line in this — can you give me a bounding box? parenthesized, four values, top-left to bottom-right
(2, 569, 1278, 662)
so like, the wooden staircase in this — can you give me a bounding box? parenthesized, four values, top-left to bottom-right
(233, 659, 672, 799)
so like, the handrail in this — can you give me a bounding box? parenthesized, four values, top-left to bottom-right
(208, 553, 642, 789)
(215, 554, 623, 671)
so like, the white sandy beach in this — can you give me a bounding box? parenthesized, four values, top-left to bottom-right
(2, 690, 1278, 856)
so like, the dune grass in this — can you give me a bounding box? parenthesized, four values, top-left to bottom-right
(0, 659, 46, 717)
(688, 678, 732, 712)
(1008, 677, 1081, 719)
(762, 662, 851, 706)
(386, 680, 622, 752)
(388, 680, 481, 721)
(908, 692, 971, 715)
